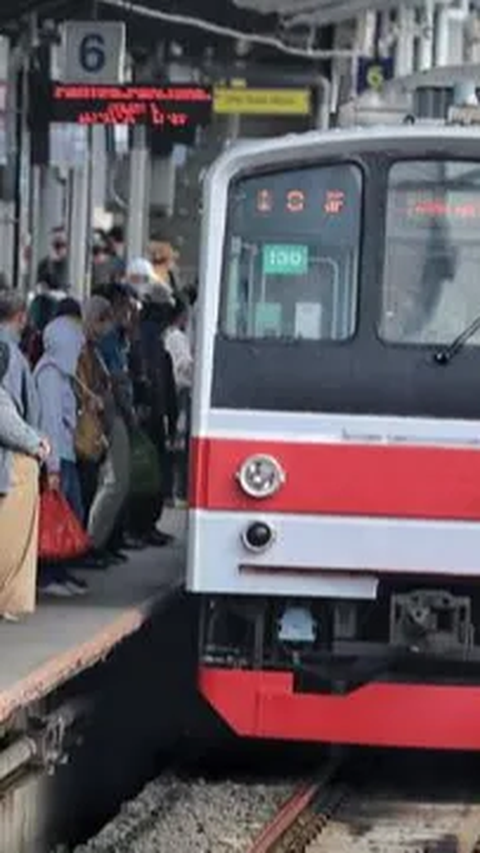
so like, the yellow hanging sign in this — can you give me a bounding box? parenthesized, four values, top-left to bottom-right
(213, 87, 312, 116)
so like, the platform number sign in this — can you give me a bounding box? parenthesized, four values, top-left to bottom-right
(80, 33, 107, 74)
(63, 22, 126, 84)
(356, 57, 394, 95)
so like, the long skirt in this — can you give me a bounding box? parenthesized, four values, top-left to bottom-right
(0, 454, 39, 617)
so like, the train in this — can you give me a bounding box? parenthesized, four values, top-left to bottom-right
(186, 121, 480, 750)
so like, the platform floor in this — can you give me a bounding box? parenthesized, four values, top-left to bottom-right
(0, 510, 187, 724)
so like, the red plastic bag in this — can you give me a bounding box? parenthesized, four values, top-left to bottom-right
(38, 489, 91, 562)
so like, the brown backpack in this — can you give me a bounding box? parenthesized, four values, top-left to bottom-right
(73, 377, 109, 463)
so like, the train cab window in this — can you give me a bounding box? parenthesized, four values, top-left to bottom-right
(381, 159, 480, 345)
(221, 163, 362, 341)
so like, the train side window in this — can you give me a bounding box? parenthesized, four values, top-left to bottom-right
(380, 159, 480, 345)
(220, 163, 362, 342)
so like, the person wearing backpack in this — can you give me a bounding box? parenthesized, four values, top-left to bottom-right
(75, 297, 116, 535)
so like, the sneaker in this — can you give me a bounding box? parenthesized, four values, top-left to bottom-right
(64, 574, 89, 596)
(38, 581, 74, 599)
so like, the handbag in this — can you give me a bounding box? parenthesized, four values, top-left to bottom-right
(130, 429, 161, 497)
(39, 489, 91, 562)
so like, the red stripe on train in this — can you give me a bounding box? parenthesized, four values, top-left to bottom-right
(200, 667, 480, 749)
(190, 437, 480, 521)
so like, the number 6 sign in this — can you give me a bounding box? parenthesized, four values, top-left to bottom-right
(63, 21, 126, 84)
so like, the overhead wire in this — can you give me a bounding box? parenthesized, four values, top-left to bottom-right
(100, 0, 356, 59)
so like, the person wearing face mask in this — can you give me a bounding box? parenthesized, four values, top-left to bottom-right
(37, 228, 69, 294)
(126, 257, 162, 300)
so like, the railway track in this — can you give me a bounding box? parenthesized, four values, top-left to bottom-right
(249, 754, 480, 853)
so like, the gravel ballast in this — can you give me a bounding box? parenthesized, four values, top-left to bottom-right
(74, 774, 295, 853)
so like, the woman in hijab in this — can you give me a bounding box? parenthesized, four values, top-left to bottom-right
(34, 306, 88, 597)
(0, 342, 50, 619)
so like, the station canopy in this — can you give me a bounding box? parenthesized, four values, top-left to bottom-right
(0, 0, 420, 31)
(232, 0, 419, 24)
(0, 0, 277, 38)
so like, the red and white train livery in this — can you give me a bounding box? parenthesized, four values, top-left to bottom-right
(188, 123, 480, 750)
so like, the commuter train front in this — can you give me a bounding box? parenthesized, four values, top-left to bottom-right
(188, 124, 480, 749)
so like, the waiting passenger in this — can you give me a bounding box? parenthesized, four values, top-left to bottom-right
(0, 289, 39, 429)
(126, 257, 160, 300)
(164, 297, 193, 504)
(76, 297, 116, 526)
(34, 305, 87, 597)
(0, 342, 50, 620)
(22, 293, 57, 368)
(107, 225, 126, 283)
(149, 241, 178, 299)
(130, 286, 178, 542)
(87, 284, 133, 561)
(37, 227, 69, 295)
(91, 233, 112, 292)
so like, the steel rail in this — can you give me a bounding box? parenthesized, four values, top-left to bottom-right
(248, 755, 345, 853)
(249, 760, 480, 853)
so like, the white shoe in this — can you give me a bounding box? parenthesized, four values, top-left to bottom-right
(2, 613, 20, 623)
(64, 579, 89, 597)
(39, 581, 74, 599)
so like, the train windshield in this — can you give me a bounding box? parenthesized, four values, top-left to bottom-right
(381, 160, 480, 345)
(220, 163, 362, 341)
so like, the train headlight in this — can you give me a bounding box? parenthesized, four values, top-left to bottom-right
(242, 521, 275, 553)
(236, 454, 285, 499)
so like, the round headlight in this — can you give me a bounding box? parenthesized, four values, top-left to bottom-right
(236, 454, 285, 499)
(242, 521, 275, 553)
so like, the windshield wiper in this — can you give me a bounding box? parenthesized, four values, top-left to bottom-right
(433, 312, 480, 365)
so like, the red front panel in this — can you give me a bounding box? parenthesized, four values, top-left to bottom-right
(191, 437, 480, 521)
(200, 667, 480, 749)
